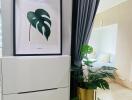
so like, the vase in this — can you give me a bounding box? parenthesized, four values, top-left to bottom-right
(78, 88, 96, 100)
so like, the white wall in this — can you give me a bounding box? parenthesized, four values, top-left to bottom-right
(94, 0, 132, 88)
(97, 0, 128, 13)
(1, 0, 72, 56)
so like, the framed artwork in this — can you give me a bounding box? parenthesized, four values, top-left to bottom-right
(13, 0, 62, 56)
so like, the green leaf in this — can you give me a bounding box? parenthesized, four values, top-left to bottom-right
(71, 97, 79, 100)
(88, 82, 98, 89)
(89, 71, 115, 80)
(80, 44, 93, 57)
(84, 60, 93, 66)
(96, 79, 110, 90)
(27, 9, 51, 40)
(101, 66, 117, 71)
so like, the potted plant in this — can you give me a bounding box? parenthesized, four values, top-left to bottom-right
(72, 44, 116, 100)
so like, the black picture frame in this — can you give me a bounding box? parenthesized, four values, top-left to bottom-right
(13, 0, 62, 56)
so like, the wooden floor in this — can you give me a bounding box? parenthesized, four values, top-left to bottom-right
(96, 83, 132, 100)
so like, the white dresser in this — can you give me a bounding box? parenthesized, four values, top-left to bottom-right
(0, 56, 70, 100)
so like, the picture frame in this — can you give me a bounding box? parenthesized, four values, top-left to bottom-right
(13, 0, 62, 56)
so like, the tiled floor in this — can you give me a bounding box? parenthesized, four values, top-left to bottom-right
(97, 83, 132, 100)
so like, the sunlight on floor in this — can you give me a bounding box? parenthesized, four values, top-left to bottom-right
(96, 83, 132, 100)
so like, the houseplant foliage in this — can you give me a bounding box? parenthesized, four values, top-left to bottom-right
(27, 9, 51, 41)
(72, 44, 116, 100)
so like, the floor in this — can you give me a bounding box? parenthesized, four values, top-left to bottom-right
(0, 83, 131, 100)
(96, 83, 132, 100)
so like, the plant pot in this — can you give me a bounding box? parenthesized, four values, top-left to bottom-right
(78, 88, 96, 100)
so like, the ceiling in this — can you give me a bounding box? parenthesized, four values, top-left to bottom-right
(97, 0, 128, 13)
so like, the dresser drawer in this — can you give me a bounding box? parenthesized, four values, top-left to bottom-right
(2, 56, 70, 94)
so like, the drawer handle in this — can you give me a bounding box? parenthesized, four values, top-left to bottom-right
(18, 88, 58, 94)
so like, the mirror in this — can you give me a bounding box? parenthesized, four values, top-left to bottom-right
(89, 0, 132, 99)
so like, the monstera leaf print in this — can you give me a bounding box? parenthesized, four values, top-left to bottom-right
(27, 9, 51, 41)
